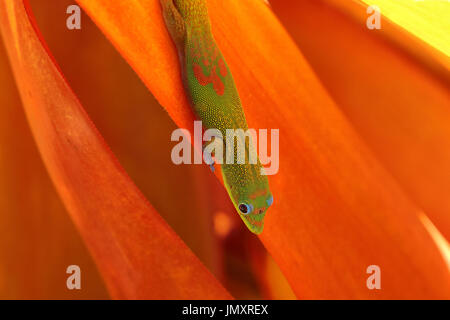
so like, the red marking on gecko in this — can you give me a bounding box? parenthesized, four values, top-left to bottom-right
(247, 218, 263, 228)
(218, 58, 227, 77)
(193, 62, 225, 96)
(212, 70, 225, 95)
(193, 63, 210, 86)
(248, 189, 267, 200)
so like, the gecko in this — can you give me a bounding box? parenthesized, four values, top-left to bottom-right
(160, 0, 273, 234)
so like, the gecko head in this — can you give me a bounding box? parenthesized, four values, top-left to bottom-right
(235, 191, 274, 235)
(222, 169, 273, 235)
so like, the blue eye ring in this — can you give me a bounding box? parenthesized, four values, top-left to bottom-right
(238, 203, 253, 215)
(266, 195, 274, 207)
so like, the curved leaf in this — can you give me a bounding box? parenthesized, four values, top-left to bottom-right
(0, 0, 231, 299)
(361, 0, 450, 58)
(28, 0, 226, 282)
(271, 0, 450, 241)
(76, 0, 450, 298)
(0, 32, 108, 300)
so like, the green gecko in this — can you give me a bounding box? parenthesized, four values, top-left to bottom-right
(160, 0, 273, 234)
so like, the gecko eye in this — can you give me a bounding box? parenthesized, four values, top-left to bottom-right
(238, 203, 253, 215)
(266, 195, 273, 207)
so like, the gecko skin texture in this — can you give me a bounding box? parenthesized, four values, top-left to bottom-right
(161, 0, 273, 234)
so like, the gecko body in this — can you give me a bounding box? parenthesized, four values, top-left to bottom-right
(161, 0, 273, 234)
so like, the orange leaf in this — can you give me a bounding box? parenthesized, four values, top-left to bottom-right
(0, 0, 231, 299)
(77, 0, 450, 298)
(271, 0, 450, 241)
(28, 0, 226, 280)
(0, 31, 108, 300)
